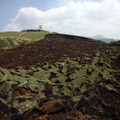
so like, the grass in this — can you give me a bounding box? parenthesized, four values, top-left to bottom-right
(0, 32, 21, 38)
(25, 31, 49, 41)
(0, 31, 49, 41)
(0, 31, 50, 50)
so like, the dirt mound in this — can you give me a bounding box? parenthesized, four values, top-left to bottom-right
(0, 33, 119, 69)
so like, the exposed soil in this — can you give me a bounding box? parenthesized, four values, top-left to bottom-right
(0, 33, 119, 69)
(0, 33, 120, 120)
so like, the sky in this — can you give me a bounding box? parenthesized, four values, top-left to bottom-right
(0, 0, 120, 39)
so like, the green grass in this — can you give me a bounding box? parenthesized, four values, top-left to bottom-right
(0, 32, 21, 38)
(0, 31, 50, 50)
(0, 31, 49, 41)
(25, 31, 49, 41)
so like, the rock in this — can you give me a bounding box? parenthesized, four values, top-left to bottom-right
(48, 110, 85, 120)
(42, 100, 64, 113)
(34, 114, 48, 120)
(66, 110, 85, 120)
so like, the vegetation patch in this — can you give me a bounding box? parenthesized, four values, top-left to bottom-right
(0, 31, 50, 50)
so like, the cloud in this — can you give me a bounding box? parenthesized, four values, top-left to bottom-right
(3, 0, 120, 39)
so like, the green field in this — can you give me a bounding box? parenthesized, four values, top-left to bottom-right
(0, 32, 21, 38)
(25, 31, 49, 41)
(0, 31, 50, 50)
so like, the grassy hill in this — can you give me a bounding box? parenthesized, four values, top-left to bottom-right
(0, 31, 50, 50)
(0, 33, 119, 119)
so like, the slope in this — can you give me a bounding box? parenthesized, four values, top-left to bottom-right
(0, 31, 49, 50)
(0, 33, 120, 120)
(0, 33, 119, 69)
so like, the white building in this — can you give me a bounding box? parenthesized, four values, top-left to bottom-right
(39, 25, 42, 30)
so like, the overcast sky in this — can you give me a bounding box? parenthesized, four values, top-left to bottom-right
(0, 0, 120, 39)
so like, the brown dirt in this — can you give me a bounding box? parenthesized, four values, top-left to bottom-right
(0, 33, 120, 120)
(0, 33, 119, 69)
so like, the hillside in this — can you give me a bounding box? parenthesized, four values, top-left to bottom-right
(0, 31, 49, 50)
(0, 33, 120, 120)
(0, 33, 119, 69)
